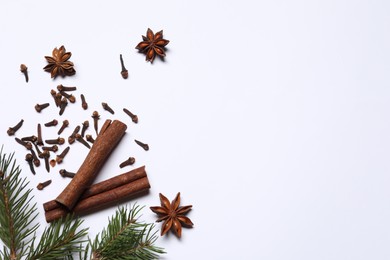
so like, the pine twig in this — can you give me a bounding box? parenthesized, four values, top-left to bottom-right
(0, 147, 39, 259)
(88, 204, 165, 260)
(26, 215, 88, 260)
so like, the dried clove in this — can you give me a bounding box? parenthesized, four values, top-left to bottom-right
(68, 125, 80, 144)
(7, 119, 24, 136)
(75, 133, 91, 149)
(37, 179, 52, 190)
(59, 169, 76, 178)
(55, 93, 63, 107)
(34, 143, 43, 158)
(21, 135, 37, 143)
(44, 119, 58, 127)
(30, 148, 40, 167)
(36, 123, 43, 146)
(123, 108, 138, 123)
(51, 90, 60, 107)
(85, 134, 95, 144)
(15, 137, 33, 150)
(20, 64, 29, 82)
(57, 84, 77, 92)
(102, 102, 115, 114)
(59, 97, 68, 115)
(92, 111, 100, 134)
(80, 94, 88, 110)
(58, 120, 69, 135)
(35, 103, 50, 113)
(45, 137, 65, 145)
(42, 145, 58, 153)
(119, 157, 135, 168)
(41, 150, 50, 172)
(25, 153, 35, 175)
(60, 91, 76, 103)
(120, 54, 128, 79)
(56, 146, 70, 164)
(81, 120, 89, 137)
(134, 139, 149, 151)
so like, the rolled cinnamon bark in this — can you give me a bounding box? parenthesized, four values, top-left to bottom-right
(45, 176, 150, 222)
(56, 120, 127, 210)
(43, 166, 146, 212)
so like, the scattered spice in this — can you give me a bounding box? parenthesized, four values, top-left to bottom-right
(119, 54, 128, 79)
(135, 28, 170, 63)
(7, 119, 24, 136)
(123, 108, 138, 123)
(30, 149, 40, 167)
(37, 179, 52, 190)
(80, 94, 88, 110)
(36, 123, 43, 145)
(134, 139, 149, 151)
(81, 120, 89, 137)
(102, 102, 115, 114)
(56, 146, 70, 164)
(45, 137, 65, 145)
(119, 157, 135, 168)
(75, 134, 91, 149)
(58, 120, 69, 135)
(20, 64, 29, 82)
(44, 119, 58, 127)
(41, 150, 50, 172)
(86, 134, 95, 144)
(43, 45, 76, 78)
(150, 192, 193, 238)
(15, 137, 32, 150)
(50, 90, 60, 107)
(21, 135, 37, 143)
(57, 84, 77, 92)
(59, 97, 68, 115)
(59, 169, 76, 178)
(42, 145, 58, 153)
(60, 91, 76, 103)
(25, 153, 35, 175)
(68, 125, 80, 144)
(35, 103, 50, 113)
(92, 111, 100, 135)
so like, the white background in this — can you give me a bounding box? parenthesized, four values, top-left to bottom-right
(1, 0, 390, 259)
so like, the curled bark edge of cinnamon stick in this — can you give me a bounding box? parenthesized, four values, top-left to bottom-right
(43, 165, 146, 212)
(45, 175, 151, 222)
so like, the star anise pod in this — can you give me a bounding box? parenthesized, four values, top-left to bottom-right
(43, 45, 76, 78)
(135, 28, 170, 63)
(150, 192, 193, 238)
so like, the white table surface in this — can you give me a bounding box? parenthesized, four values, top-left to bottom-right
(1, 0, 390, 259)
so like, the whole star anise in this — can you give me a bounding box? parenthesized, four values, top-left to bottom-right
(150, 192, 193, 238)
(43, 45, 76, 78)
(135, 28, 170, 63)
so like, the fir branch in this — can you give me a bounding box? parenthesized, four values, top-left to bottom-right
(26, 215, 88, 260)
(88, 205, 165, 260)
(0, 148, 39, 259)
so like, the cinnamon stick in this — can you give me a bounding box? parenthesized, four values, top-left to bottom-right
(43, 166, 146, 212)
(56, 119, 127, 210)
(45, 176, 150, 222)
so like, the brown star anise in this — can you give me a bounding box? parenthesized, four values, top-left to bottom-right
(43, 45, 76, 78)
(150, 192, 193, 238)
(135, 28, 170, 63)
